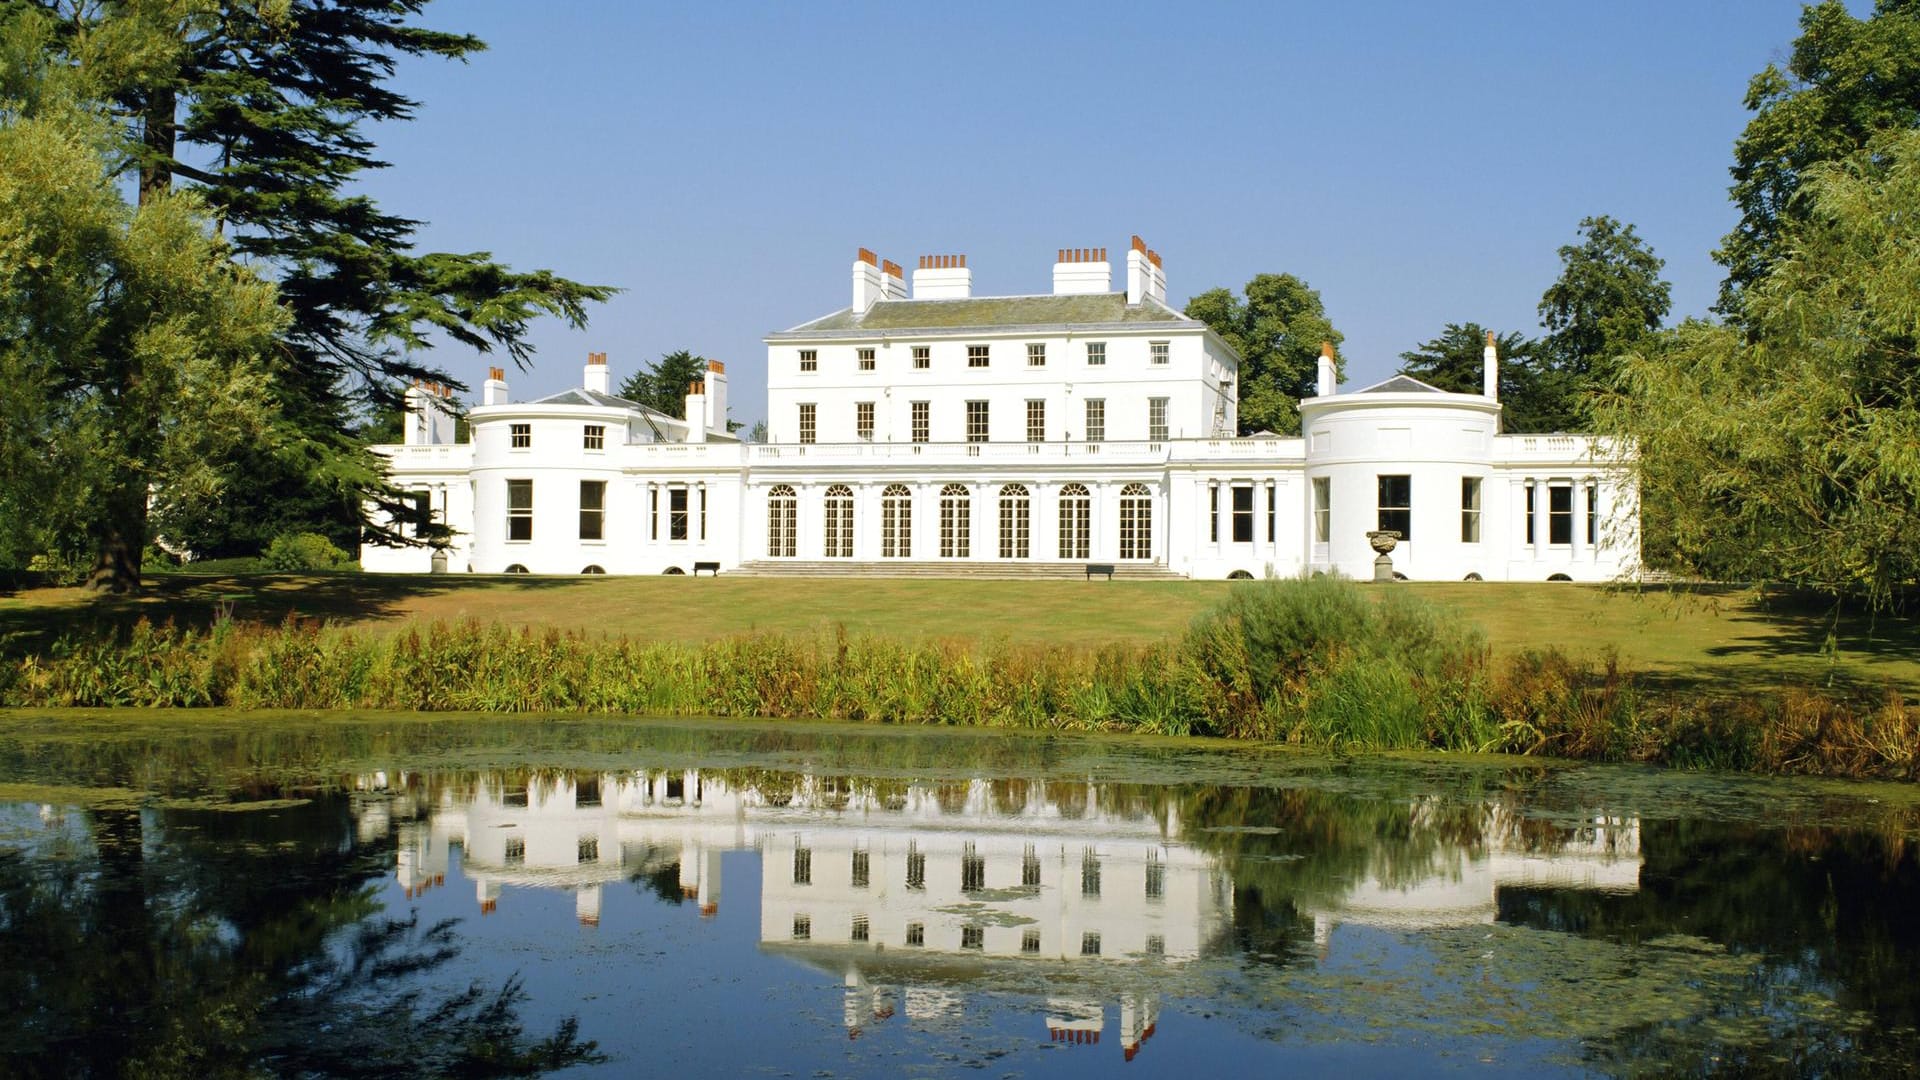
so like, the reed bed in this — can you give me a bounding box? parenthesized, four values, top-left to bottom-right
(4, 578, 1914, 781)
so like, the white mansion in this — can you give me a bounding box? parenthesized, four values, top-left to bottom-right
(362, 238, 1636, 580)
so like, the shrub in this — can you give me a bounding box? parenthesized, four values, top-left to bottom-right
(261, 532, 351, 572)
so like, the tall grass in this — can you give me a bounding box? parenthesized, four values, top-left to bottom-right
(5, 578, 1915, 781)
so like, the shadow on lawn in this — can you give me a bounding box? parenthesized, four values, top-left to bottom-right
(0, 572, 588, 656)
(1633, 584, 1919, 698)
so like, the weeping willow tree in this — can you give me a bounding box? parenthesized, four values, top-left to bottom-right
(1598, 129, 1920, 609)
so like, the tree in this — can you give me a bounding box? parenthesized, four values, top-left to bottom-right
(0, 95, 288, 589)
(1596, 129, 1920, 608)
(1535, 215, 1671, 429)
(15, 0, 616, 589)
(1717, 0, 1920, 312)
(1185, 273, 1343, 436)
(617, 349, 709, 419)
(1395, 322, 1567, 430)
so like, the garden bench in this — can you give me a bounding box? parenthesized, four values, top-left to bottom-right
(1084, 563, 1115, 580)
(691, 561, 721, 576)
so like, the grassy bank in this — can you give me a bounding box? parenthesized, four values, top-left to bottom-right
(5, 578, 1914, 781)
(5, 572, 1918, 695)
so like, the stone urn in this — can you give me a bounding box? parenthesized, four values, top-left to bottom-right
(430, 548, 449, 574)
(1365, 530, 1401, 582)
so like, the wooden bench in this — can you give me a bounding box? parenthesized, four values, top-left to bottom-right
(692, 561, 721, 576)
(1084, 563, 1115, 580)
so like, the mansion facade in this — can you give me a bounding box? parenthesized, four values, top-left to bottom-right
(362, 238, 1637, 580)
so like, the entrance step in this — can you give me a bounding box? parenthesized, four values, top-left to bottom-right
(725, 560, 1187, 581)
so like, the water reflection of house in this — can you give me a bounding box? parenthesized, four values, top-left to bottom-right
(1304, 804, 1642, 947)
(355, 771, 1643, 1058)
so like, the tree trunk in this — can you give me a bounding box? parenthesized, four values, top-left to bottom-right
(139, 85, 175, 205)
(85, 483, 146, 593)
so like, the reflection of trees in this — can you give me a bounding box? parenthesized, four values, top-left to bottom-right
(0, 796, 600, 1078)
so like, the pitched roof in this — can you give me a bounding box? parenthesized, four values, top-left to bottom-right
(525, 388, 682, 442)
(1354, 374, 1448, 395)
(774, 293, 1195, 336)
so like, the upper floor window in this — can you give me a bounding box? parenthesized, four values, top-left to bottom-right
(1378, 474, 1412, 540)
(1150, 341, 1170, 365)
(856, 401, 875, 441)
(1086, 341, 1105, 366)
(509, 422, 531, 449)
(1148, 397, 1168, 441)
(857, 347, 875, 371)
(1084, 398, 1105, 443)
(911, 401, 929, 443)
(1027, 343, 1046, 367)
(798, 403, 816, 445)
(583, 424, 604, 451)
(799, 349, 817, 372)
(912, 345, 930, 370)
(1026, 399, 1045, 443)
(967, 344, 989, 368)
(966, 400, 989, 443)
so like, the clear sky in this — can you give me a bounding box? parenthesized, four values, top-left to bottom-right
(357, 0, 1829, 429)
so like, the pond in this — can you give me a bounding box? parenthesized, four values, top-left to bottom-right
(2, 711, 1917, 1077)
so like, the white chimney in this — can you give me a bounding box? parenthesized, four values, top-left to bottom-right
(402, 380, 455, 445)
(1316, 342, 1337, 397)
(912, 254, 972, 299)
(880, 258, 906, 300)
(1482, 329, 1499, 399)
(702, 359, 728, 435)
(851, 247, 884, 313)
(1148, 250, 1167, 305)
(584, 351, 610, 395)
(684, 378, 707, 443)
(1125, 235, 1151, 304)
(482, 365, 508, 406)
(1052, 247, 1112, 295)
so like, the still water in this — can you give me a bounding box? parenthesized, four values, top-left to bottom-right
(2, 712, 1917, 1077)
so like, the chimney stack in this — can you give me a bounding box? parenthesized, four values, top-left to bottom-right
(1146, 248, 1167, 305)
(684, 378, 707, 444)
(851, 247, 885, 313)
(702, 359, 728, 436)
(1482, 329, 1499, 400)
(584, 351, 610, 395)
(880, 258, 906, 301)
(402, 379, 455, 445)
(1052, 247, 1111, 295)
(1126, 236, 1157, 304)
(1316, 342, 1337, 397)
(483, 365, 508, 406)
(912, 254, 972, 299)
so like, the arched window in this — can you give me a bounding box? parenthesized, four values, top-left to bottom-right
(1119, 483, 1152, 560)
(503, 563, 530, 575)
(881, 484, 912, 558)
(998, 484, 1030, 559)
(767, 485, 797, 557)
(1057, 483, 1090, 560)
(940, 484, 971, 558)
(824, 484, 854, 558)
(581, 564, 606, 575)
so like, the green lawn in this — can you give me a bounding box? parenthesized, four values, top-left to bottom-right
(3, 572, 1915, 695)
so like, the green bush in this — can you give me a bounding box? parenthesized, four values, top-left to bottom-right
(260, 532, 351, 572)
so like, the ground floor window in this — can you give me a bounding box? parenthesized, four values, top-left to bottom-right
(579, 480, 605, 541)
(998, 484, 1030, 559)
(1312, 477, 1330, 543)
(881, 484, 911, 557)
(669, 486, 688, 540)
(824, 484, 854, 558)
(940, 484, 970, 558)
(1586, 484, 1599, 546)
(1231, 484, 1254, 543)
(506, 479, 532, 542)
(1058, 483, 1090, 559)
(768, 485, 796, 557)
(1461, 477, 1482, 543)
(1119, 483, 1152, 560)
(1549, 484, 1573, 544)
(1377, 474, 1411, 540)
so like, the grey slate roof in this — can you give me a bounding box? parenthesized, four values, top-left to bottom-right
(774, 293, 1195, 336)
(526, 387, 682, 442)
(1355, 374, 1448, 395)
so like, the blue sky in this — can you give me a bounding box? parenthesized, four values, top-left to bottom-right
(359, 1, 1828, 428)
